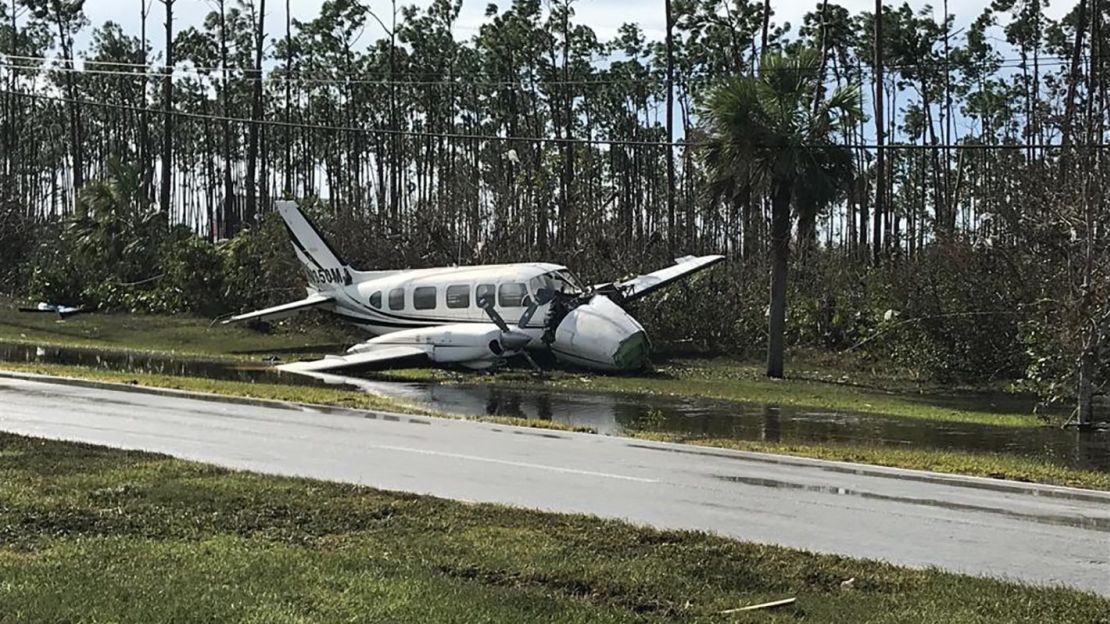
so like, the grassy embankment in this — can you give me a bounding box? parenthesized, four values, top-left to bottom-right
(0, 306, 360, 360)
(4, 308, 1106, 490)
(0, 433, 1105, 624)
(0, 308, 1053, 427)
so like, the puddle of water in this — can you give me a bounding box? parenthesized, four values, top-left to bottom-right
(2, 341, 1108, 472)
(0, 342, 325, 388)
(354, 379, 1110, 472)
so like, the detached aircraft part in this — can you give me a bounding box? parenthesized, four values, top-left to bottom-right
(18, 302, 90, 318)
(224, 293, 335, 324)
(592, 255, 725, 304)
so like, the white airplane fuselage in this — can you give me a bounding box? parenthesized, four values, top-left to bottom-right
(314, 262, 652, 370)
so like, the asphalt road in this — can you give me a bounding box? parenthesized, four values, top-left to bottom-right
(1, 374, 1108, 594)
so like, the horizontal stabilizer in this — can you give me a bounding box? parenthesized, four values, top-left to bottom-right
(223, 294, 334, 324)
(276, 346, 428, 373)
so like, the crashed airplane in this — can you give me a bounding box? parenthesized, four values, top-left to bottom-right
(225, 201, 723, 373)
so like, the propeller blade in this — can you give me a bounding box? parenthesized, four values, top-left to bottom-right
(519, 350, 543, 375)
(477, 294, 511, 332)
(517, 288, 554, 328)
(518, 303, 539, 328)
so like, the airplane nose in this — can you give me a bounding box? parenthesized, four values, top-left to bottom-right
(551, 295, 650, 370)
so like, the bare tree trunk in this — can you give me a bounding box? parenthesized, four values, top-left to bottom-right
(1062, 0, 1089, 177)
(52, 9, 83, 213)
(665, 0, 675, 253)
(760, 0, 771, 56)
(283, 0, 292, 197)
(139, 0, 152, 204)
(245, 0, 265, 228)
(560, 0, 575, 249)
(159, 0, 174, 216)
(872, 0, 884, 263)
(1076, 340, 1096, 426)
(218, 0, 235, 237)
(812, 0, 829, 115)
(5, 0, 18, 190)
(942, 0, 952, 231)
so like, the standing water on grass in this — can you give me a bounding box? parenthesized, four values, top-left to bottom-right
(2, 341, 1108, 472)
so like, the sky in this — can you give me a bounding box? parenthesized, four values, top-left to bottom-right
(78, 0, 1077, 57)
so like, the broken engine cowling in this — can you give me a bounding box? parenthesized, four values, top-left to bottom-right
(549, 295, 650, 371)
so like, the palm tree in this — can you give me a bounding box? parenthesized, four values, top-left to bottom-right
(702, 49, 859, 378)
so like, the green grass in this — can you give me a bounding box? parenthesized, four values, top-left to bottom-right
(0, 306, 358, 361)
(0, 433, 1105, 623)
(630, 433, 1110, 491)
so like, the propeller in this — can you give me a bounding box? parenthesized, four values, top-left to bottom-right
(517, 288, 555, 329)
(478, 294, 543, 374)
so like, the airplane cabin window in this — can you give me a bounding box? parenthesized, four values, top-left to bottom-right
(369, 291, 382, 309)
(413, 286, 437, 310)
(476, 283, 495, 307)
(498, 282, 527, 307)
(446, 284, 470, 308)
(388, 288, 405, 310)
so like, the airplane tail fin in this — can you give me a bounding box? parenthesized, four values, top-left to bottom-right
(275, 200, 352, 289)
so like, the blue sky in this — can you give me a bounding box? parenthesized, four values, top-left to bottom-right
(81, 0, 1075, 55)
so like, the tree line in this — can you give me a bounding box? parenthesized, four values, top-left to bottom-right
(0, 0, 1106, 423)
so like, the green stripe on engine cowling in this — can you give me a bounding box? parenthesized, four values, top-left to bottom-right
(613, 331, 650, 370)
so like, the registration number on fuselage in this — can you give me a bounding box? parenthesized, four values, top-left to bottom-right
(308, 267, 346, 285)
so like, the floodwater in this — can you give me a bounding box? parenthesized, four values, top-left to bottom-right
(2, 341, 1108, 472)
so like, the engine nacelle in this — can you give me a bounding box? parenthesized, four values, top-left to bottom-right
(551, 295, 650, 371)
(349, 324, 506, 365)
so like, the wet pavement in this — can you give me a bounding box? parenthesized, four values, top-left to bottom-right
(2, 341, 1108, 472)
(2, 375, 1108, 594)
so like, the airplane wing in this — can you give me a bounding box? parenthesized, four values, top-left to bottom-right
(598, 255, 725, 304)
(276, 346, 429, 373)
(223, 293, 335, 324)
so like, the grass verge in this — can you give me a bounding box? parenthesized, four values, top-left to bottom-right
(0, 362, 425, 416)
(382, 361, 1052, 429)
(630, 433, 1110, 491)
(0, 432, 1105, 623)
(0, 308, 357, 361)
(0, 308, 1054, 428)
(1, 362, 1104, 491)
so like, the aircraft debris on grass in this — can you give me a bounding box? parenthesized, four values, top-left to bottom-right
(17, 302, 90, 319)
(225, 201, 723, 373)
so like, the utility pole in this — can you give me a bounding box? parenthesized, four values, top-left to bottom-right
(665, 0, 676, 251)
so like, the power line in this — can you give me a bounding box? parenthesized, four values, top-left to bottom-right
(4, 89, 678, 148)
(6, 88, 1108, 151)
(0, 51, 1087, 90)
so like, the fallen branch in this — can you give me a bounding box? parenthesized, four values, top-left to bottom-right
(719, 597, 796, 614)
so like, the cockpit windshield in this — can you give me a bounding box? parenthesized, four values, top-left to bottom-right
(529, 270, 584, 296)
